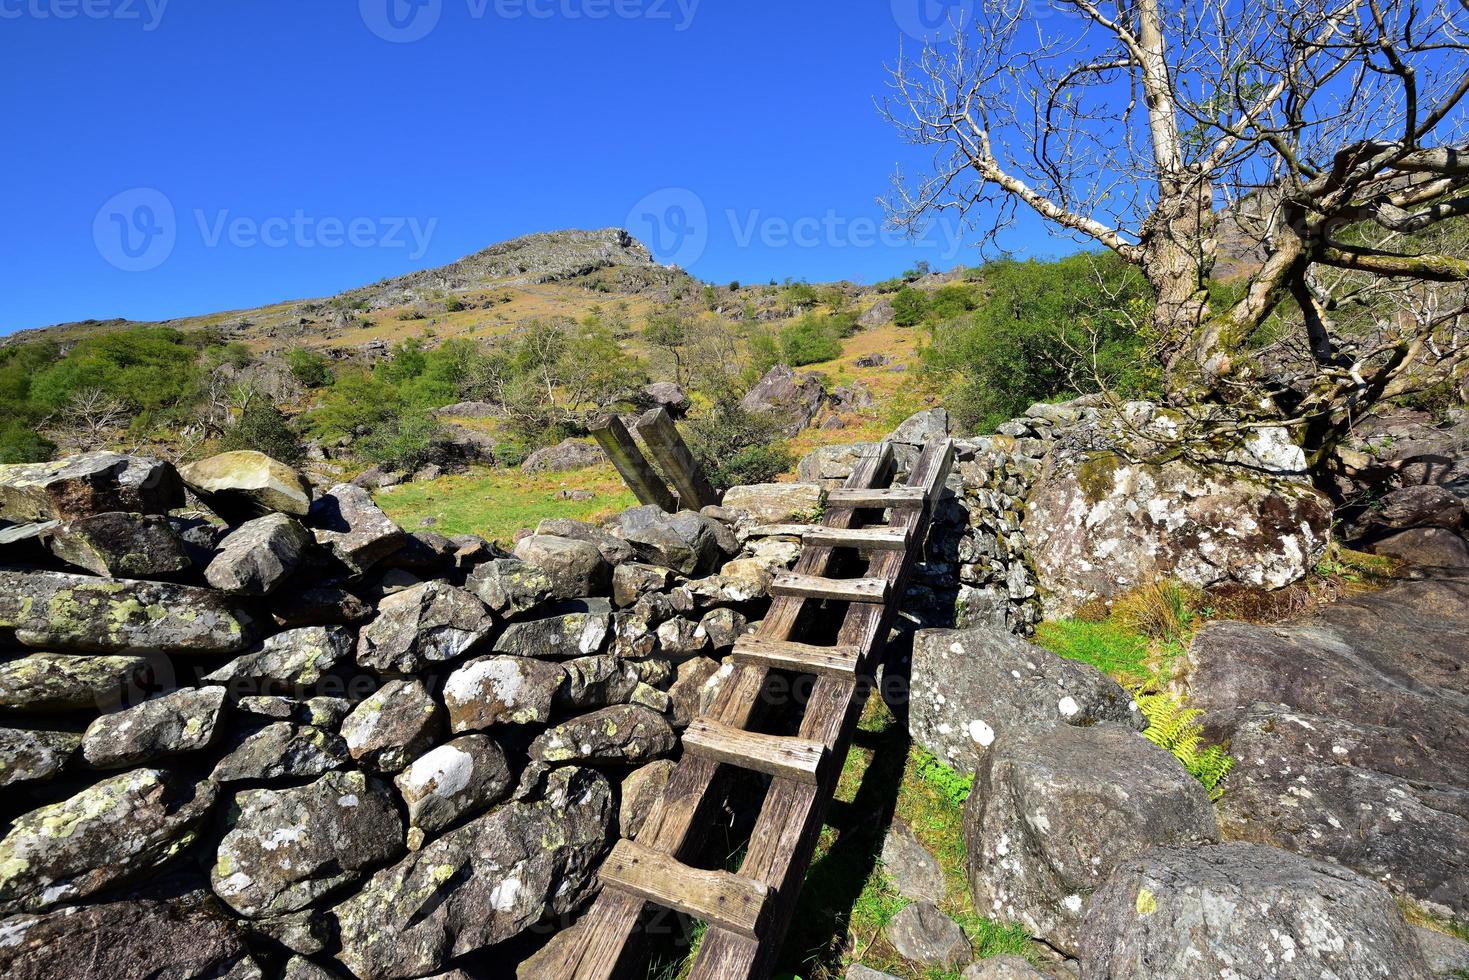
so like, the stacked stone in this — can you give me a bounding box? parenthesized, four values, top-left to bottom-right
(0, 449, 789, 980)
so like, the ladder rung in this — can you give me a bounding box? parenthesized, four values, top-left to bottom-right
(599, 840, 769, 939)
(681, 718, 827, 784)
(826, 487, 926, 509)
(770, 573, 889, 604)
(803, 526, 910, 551)
(732, 637, 862, 677)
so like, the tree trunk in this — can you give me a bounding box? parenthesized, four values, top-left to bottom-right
(1142, 176, 1219, 396)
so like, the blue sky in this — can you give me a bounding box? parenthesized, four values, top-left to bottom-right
(0, 0, 1062, 333)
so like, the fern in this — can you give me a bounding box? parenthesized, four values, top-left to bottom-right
(1137, 692, 1235, 801)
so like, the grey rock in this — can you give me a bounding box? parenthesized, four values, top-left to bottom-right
(81, 686, 228, 769)
(1371, 526, 1469, 566)
(962, 955, 1049, 979)
(687, 558, 775, 606)
(0, 894, 256, 980)
(798, 442, 879, 487)
(619, 510, 734, 576)
(341, 679, 443, 774)
(521, 438, 603, 473)
(619, 759, 675, 839)
(699, 607, 749, 650)
(181, 450, 312, 522)
(249, 910, 332, 956)
(656, 616, 709, 658)
(47, 512, 192, 579)
(644, 380, 689, 413)
(211, 722, 351, 783)
(612, 562, 672, 607)
(965, 723, 1219, 953)
(212, 770, 403, 918)
(268, 586, 372, 629)
(204, 625, 355, 697)
(356, 581, 494, 674)
(282, 956, 340, 980)
(0, 452, 184, 523)
(0, 653, 153, 714)
(0, 726, 80, 787)
(1416, 926, 1469, 975)
(722, 482, 825, 523)
(669, 657, 727, 728)
(0, 768, 216, 914)
(395, 735, 513, 847)
(206, 513, 312, 595)
(309, 484, 407, 574)
(892, 408, 950, 446)
(333, 767, 612, 980)
(529, 705, 677, 766)
(0, 570, 253, 654)
(909, 627, 1144, 776)
(741, 364, 826, 435)
(236, 695, 351, 728)
(847, 967, 901, 980)
(884, 901, 971, 968)
(1369, 484, 1466, 530)
(1079, 843, 1432, 979)
(534, 518, 637, 565)
(493, 600, 612, 659)
(558, 655, 649, 710)
(513, 534, 611, 599)
(466, 558, 554, 617)
(444, 655, 564, 731)
(882, 821, 946, 904)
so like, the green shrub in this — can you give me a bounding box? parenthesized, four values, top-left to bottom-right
(217, 402, 305, 465)
(0, 421, 56, 464)
(356, 406, 441, 472)
(286, 347, 334, 388)
(685, 397, 794, 491)
(778, 315, 842, 366)
(892, 287, 929, 326)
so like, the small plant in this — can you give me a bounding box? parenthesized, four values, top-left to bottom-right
(1137, 692, 1235, 801)
(1112, 580, 1202, 649)
(912, 747, 973, 808)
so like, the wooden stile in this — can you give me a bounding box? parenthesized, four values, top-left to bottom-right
(590, 415, 679, 512)
(634, 407, 720, 511)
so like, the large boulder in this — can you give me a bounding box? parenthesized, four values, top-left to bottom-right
(964, 723, 1219, 953)
(1186, 570, 1469, 916)
(797, 442, 877, 487)
(0, 894, 258, 980)
(722, 482, 825, 523)
(0, 769, 216, 914)
(891, 408, 950, 446)
(521, 439, 604, 473)
(46, 512, 192, 579)
(741, 364, 826, 435)
(0, 726, 80, 787)
(1370, 526, 1469, 567)
(309, 484, 407, 575)
(529, 704, 677, 766)
(0, 570, 254, 654)
(332, 767, 612, 980)
(1024, 447, 1331, 616)
(1078, 843, 1433, 979)
(535, 518, 637, 565)
(212, 771, 403, 918)
(180, 451, 312, 522)
(81, 686, 228, 769)
(443, 655, 564, 731)
(394, 735, 514, 847)
(356, 581, 495, 674)
(512, 534, 611, 599)
(205, 513, 313, 595)
(615, 509, 735, 576)
(0, 653, 153, 714)
(1366, 484, 1466, 531)
(908, 627, 1144, 776)
(0, 452, 183, 523)
(203, 625, 355, 698)
(493, 599, 612, 659)
(340, 679, 443, 774)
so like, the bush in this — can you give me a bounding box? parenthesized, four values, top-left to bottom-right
(287, 347, 334, 389)
(356, 406, 441, 472)
(685, 397, 794, 491)
(778, 315, 842, 366)
(891, 288, 929, 326)
(0, 421, 56, 464)
(217, 402, 305, 465)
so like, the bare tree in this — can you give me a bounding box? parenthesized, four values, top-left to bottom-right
(883, 0, 1468, 456)
(53, 388, 129, 451)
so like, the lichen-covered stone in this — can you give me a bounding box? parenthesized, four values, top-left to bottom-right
(687, 558, 773, 605)
(211, 722, 351, 784)
(0, 452, 184, 523)
(395, 735, 513, 847)
(619, 759, 675, 839)
(236, 695, 351, 728)
(180, 450, 312, 522)
(668, 657, 727, 728)
(492, 599, 611, 660)
(309, 484, 407, 575)
(909, 627, 1144, 776)
(611, 562, 672, 608)
(722, 482, 825, 523)
(357, 581, 494, 674)
(557, 655, 650, 711)
(699, 607, 749, 650)
(205, 513, 313, 595)
(614, 508, 735, 576)
(203, 625, 355, 697)
(0, 768, 216, 914)
(884, 901, 970, 968)
(529, 705, 676, 766)
(0, 571, 254, 655)
(332, 767, 611, 980)
(1079, 843, 1433, 978)
(212, 771, 402, 919)
(47, 512, 192, 579)
(655, 616, 709, 659)
(512, 534, 611, 599)
(466, 558, 554, 617)
(0, 726, 81, 787)
(0, 652, 153, 714)
(81, 686, 228, 769)
(341, 679, 442, 773)
(443, 656, 563, 732)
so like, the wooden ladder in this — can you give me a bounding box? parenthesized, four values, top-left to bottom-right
(540, 438, 955, 980)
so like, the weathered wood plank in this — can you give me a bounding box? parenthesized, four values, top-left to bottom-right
(590, 415, 678, 512)
(599, 840, 770, 940)
(769, 573, 889, 604)
(802, 526, 911, 551)
(682, 718, 827, 784)
(731, 637, 861, 677)
(825, 486, 925, 509)
(634, 407, 719, 511)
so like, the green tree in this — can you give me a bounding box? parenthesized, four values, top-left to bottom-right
(287, 347, 334, 388)
(218, 401, 305, 465)
(685, 396, 794, 491)
(892, 288, 929, 326)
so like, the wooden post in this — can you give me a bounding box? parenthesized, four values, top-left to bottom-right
(634, 408, 720, 512)
(590, 415, 678, 512)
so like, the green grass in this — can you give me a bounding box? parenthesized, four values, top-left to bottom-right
(1031, 619, 1152, 686)
(373, 463, 638, 545)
